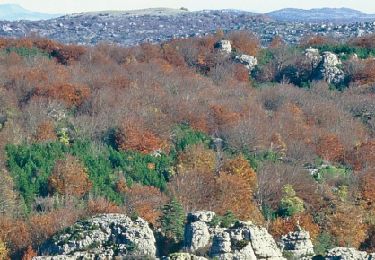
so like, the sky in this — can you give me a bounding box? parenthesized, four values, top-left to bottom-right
(2, 0, 375, 14)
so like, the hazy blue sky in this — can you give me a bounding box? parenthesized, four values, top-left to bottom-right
(2, 0, 375, 14)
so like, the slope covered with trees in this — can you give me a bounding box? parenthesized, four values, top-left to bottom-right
(0, 33, 374, 258)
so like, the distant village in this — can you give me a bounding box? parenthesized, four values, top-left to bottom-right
(0, 9, 374, 46)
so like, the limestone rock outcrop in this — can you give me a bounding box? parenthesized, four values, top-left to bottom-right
(184, 212, 285, 260)
(325, 247, 372, 260)
(234, 54, 258, 72)
(305, 48, 345, 85)
(167, 252, 208, 260)
(279, 229, 314, 258)
(305, 47, 321, 68)
(215, 40, 232, 54)
(35, 214, 156, 259)
(184, 212, 213, 252)
(319, 51, 345, 85)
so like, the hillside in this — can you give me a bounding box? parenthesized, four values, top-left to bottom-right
(0, 32, 374, 259)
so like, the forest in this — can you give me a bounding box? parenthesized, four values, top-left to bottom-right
(0, 31, 374, 259)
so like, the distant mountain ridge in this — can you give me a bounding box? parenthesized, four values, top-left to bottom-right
(267, 7, 375, 22)
(0, 4, 374, 23)
(0, 4, 61, 21)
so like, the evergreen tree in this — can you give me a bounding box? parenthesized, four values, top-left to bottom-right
(160, 198, 185, 241)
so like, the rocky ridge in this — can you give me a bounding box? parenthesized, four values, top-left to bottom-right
(33, 212, 374, 260)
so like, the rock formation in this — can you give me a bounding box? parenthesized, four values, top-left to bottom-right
(305, 48, 345, 85)
(215, 40, 257, 73)
(184, 211, 214, 252)
(326, 247, 375, 260)
(35, 214, 156, 259)
(305, 47, 321, 68)
(184, 211, 285, 260)
(319, 51, 345, 85)
(234, 54, 258, 72)
(215, 40, 232, 54)
(33, 212, 375, 260)
(279, 229, 314, 258)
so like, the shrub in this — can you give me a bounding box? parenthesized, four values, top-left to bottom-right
(0, 239, 8, 260)
(171, 124, 212, 152)
(314, 232, 337, 256)
(279, 185, 305, 217)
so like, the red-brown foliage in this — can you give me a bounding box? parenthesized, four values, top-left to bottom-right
(228, 31, 260, 56)
(29, 208, 81, 246)
(125, 184, 168, 226)
(87, 197, 121, 215)
(316, 133, 345, 162)
(216, 173, 264, 224)
(269, 214, 320, 241)
(35, 83, 90, 108)
(116, 120, 169, 154)
(48, 155, 92, 197)
(21, 246, 37, 260)
(34, 121, 57, 142)
(359, 169, 375, 208)
(0, 218, 30, 256)
(346, 140, 375, 170)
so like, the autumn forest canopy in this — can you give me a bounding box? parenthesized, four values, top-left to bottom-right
(0, 31, 374, 258)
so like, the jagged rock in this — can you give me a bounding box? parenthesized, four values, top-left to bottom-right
(188, 211, 216, 223)
(184, 211, 215, 253)
(280, 229, 314, 258)
(325, 247, 370, 260)
(305, 47, 322, 68)
(210, 221, 285, 260)
(234, 54, 258, 71)
(167, 252, 208, 260)
(215, 40, 232, 54)
(36, 214, 156, 259)
(211, 231, 232, 255)
(319, 51, 345, 85)
(244, 223, 285, 259)
(185, 221, 211, 252)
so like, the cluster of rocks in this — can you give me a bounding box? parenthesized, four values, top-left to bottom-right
(215, 40, 258, 73)
(184, 211, 287, 259)
(33, 212, 375, 260)
(279, 228, 315, 258)
(34, 214, 157, 259)
(326, 247, 375, 260)
(305, 48, 345, 85)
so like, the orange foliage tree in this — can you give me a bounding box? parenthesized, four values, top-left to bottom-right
(116, 120, 168, 154)
(228, 31, 260, 56)
(125, 184, 168, 226)
(35, 83, 90, 108)
(216, 173, 264, 224)
(48, 155, 92, 197)
(21, 246, 37, 260)
(0, 218, 31, 257)
(269, 213, 320, 241)
(327, 204, 367, 248)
